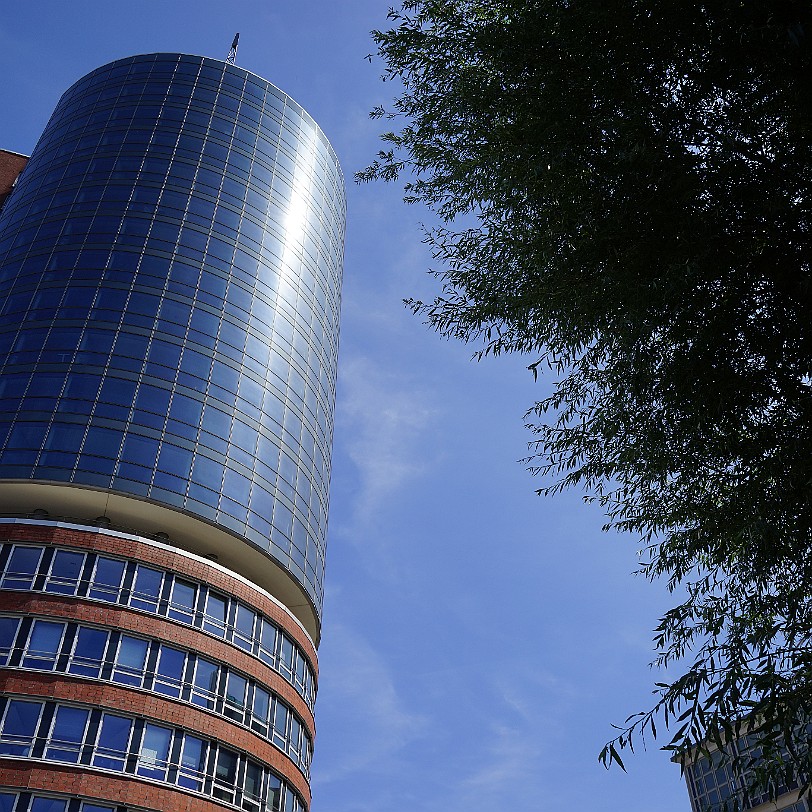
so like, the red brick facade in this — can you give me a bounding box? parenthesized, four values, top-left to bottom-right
(0, 521, 315, 809)
(0, 150, 27, 209)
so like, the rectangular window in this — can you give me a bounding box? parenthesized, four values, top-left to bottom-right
(279, 636, 294, 678)
(130, 565, 163, 611)
(44, 548, 85, 595)
(203, 591, 228, 637)
(177, 734, 207, 791)
(23, 619, 65, 670)
(191, 657, 219, 709)
(0, 617, 20, 664)
(0, 699, 43, 756)
(136, 723, 172, 779)
(233, 604, 256, 652)
(153, 645, 186, 698)
(112, 635, 149, 686)
(251, 686, 270, 735)
(30, 799, 68, 812)
(271, 701, 288, 749)
(0, 794, 15, 812)
(213, 748, 239, 801)
(168, 578, 196, 623)
(1, 546, 44, 590)
(258, 619, 277, 667)
(92, 713, 133, 770)
(224, 671, 248, 721)
(289, 716, 303, 761)
(88, 556, 126, 602)
(45, 704, 90, 762)
(68, 626, 109, 678)
(243, 760, 264, 810)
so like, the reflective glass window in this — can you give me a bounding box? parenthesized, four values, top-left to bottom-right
(0, 699, 43, 756)
(68, 626, 109, 678)
(112, 635, 148, 686)
(129, 565, 162, 611)
(191, 657, 219, 709)
(44, 549, 85, 595)
(203, 591, 227, 637)
(168, 579, 196, 623)
(0, 794, 14, 812)
(213, 748, 238, 801)
(279, 636, 294, 678)
(153, 645, 185, 698)
(2, 546, 43, 589)
(224, 671, 247, 721)
(30, 800, 68, 812)
(178, 734, 207, 791)
(137, 723, 172, 779)
(251, 686, 270, 735)
(92, 712, 132, 770)
(258, 619, 277, 666)
(45, 704, 90, 762)
(233, 604, 256, 652)
(23, 620, 65, 670)
(82, 805, 116, 812)
(244, 760, 264, 809)
(0, 617, 20, 664)
(88, 556, 126, 601)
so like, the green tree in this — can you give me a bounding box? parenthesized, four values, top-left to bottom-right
(360, 0, 812, 798)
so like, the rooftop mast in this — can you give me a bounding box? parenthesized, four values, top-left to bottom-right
(227, 33, 239, 65)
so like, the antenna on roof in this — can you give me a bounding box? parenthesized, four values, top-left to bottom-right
(227, 33, 240, 65)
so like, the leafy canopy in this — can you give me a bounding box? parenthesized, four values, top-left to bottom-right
(361, 0, 812, 797)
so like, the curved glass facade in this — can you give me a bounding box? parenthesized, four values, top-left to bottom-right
(0, 53, 345, 618)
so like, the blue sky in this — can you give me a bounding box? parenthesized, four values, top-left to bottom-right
(0, 2, 689, 810)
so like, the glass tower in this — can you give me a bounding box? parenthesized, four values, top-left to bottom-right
(0, 52, 344, 812)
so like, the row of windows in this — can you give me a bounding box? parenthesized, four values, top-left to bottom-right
(0, 242, 340, 349)
(0, 355, 331, 509)
(0, 543, 316, 708)
(0, 301, 336, 451)
(26, 111, 344, 243)
(0, 406, 327, 593)
(21, 85, 342, 234)
(3, 167, 336, 287)
(0, 266, 339, 406)
(0, 793, 121, 812)
(0, 208, 339, 344)
(688, 732, 811, 812)
(0, 698, 304, 812)
(0, 614, 312, 774)
(53, 54, 342, 192)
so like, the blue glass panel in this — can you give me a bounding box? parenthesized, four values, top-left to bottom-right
(68, 626, 109, 678)
(2, 546, 43, 590)
(23, 620, 65, 669)
(45, 704, 90, 762)
(45, 549, 85, 594)
(0, 699, 42, 756)
(92, 713, 132, 769)
(178, 734, 207, 790)
(112, 635, 148, 686)
(0, 617, 19, 664)
(136, 723, 172, 779)
(30, 799, 68, 812)
(88, 556, 125, 601)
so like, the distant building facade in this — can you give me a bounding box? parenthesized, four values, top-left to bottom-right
(0, 52, 345, 812)
(684, 737, 808, 812)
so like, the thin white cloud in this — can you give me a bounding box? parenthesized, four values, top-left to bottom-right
(313, 622, 427, 787)
(335, 354, 438, 543)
